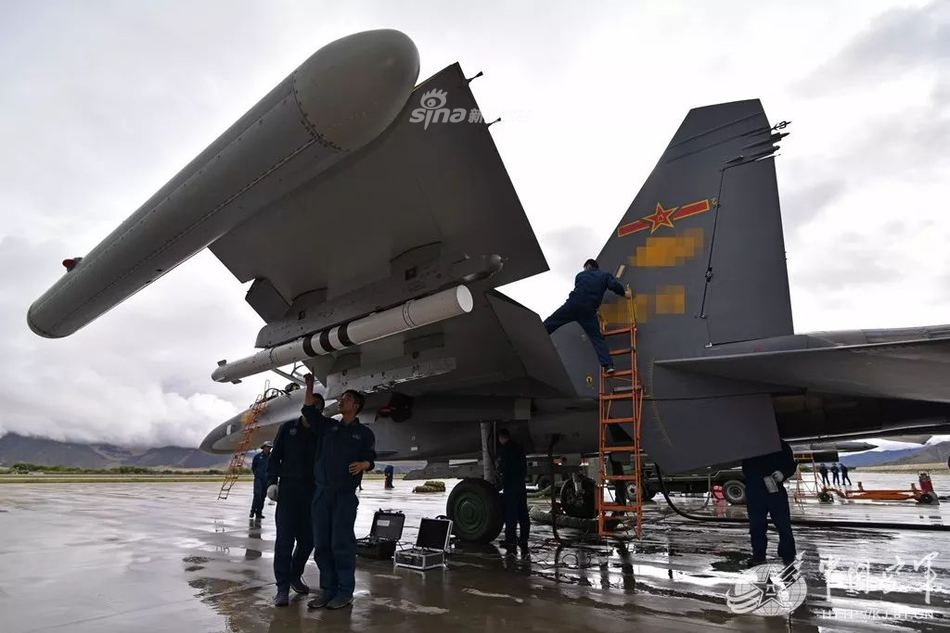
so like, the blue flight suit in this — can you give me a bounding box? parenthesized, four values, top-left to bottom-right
(544, 268, 625, 367)
(741, 440, 797, 565)
(497, 440, 529, 544)
(840, 463, 852, 485)
(818, 464, 829, 486)
(265, 417, 318, 592)
(302, 404, 376, 602)
(250, 450, 268, 518)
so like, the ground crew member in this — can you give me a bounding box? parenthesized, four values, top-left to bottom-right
(250, 441, 272, 520)
(741, 439, 797, 567)
(839, 462, 852, 486)
(302, 374, 375, 610)
(831, 463, 840, 486)
(818, 463, 829, 486)
(543, 259, 631, 373)
(384, 464, 395, 489)
(496, 428, 530, 547)
(265, 406, 319, 606)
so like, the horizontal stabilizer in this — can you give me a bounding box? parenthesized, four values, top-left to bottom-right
(660, 338, 950, 404)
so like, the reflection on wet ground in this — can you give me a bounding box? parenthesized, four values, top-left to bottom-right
(0, 475, 947, 632)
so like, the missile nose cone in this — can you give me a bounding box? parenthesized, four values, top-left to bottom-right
(293, 29, 420, 151)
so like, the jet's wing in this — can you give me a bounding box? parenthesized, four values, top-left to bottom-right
(210, 63, 574, 398)
(209, 63, 544, 312)
(660, 338, 950, 403)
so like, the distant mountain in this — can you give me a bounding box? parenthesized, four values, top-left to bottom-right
(841, 448, 922, 467)
(0, 433, 229, 469)
(841, 441, 950, 468)
(882, 441, 950, 466)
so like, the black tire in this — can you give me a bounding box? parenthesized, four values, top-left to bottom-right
(722, 479, 747, 505)
(818, 491, 833, 503)
(642, 481, 655, 501)
(919, 491, 937, 505)
(559, 477, 597, 519)
(624, 480, 654, 501)
(446, 478, 504, 544)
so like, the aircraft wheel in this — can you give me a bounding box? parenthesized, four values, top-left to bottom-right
(722, 479, 747, 505)
(625, 480, 654, 501)
(817, 491, 834, 503)
(918, 492, 937, 505)
(559, 477, 597, 519)
(446, 478, 503, 543)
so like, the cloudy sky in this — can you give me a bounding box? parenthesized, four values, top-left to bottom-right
(1, 1, 948, 449)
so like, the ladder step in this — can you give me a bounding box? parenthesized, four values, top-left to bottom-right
(600, 393, 636, 401)
(608, 348, 635, 355)
(601, 417, 638, 424)
(603, 369, 635, 378)
(602, 475, 640, 481)
(604, 327, 635, 336)
(600, 504, 641, 512)
(602, 445, 639, 452)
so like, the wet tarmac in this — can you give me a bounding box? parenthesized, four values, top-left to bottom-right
(0, 474, 948, 632)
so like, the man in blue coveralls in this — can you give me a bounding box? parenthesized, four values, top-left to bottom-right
(496, 428, 529, 547)
(741, 439, 798, 568)
(250, 441, 272, 520)
(265, 406, 319, 606)
(544, 259, 631, 373)
(302, 373, 376, 611)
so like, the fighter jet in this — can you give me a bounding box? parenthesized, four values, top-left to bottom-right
(28, 30, 950, 543)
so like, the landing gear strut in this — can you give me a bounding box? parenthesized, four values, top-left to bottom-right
(559, 474, 597, 519)
(446, 422, 504, 543)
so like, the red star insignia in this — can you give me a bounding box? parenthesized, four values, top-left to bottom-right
(644, 202, 677, 233)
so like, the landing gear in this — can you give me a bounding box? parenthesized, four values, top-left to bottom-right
(627, 480, 654, 502)
(559, 475, 597, 519)
(446, 478, 504, 543)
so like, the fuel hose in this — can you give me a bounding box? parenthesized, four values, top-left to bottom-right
(654, 466, 950, 532)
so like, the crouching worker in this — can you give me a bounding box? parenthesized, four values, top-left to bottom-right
(265, 404, 318, 606)
(302, 374, 376, 610)
(741, 439, 798, 568)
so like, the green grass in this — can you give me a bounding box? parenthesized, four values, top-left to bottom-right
(3, 462, 248, 475)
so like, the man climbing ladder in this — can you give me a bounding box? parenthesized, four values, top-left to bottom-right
(544, 259, 631, 373)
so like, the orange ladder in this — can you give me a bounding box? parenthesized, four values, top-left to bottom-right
(217, 393, 268, 500)
(596, 318, 644, 538)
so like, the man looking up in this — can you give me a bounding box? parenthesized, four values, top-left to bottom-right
(302, 374, 376, 610)
(265, 404, 318, 606)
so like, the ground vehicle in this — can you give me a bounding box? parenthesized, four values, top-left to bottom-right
(632, 464, 747, 505)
